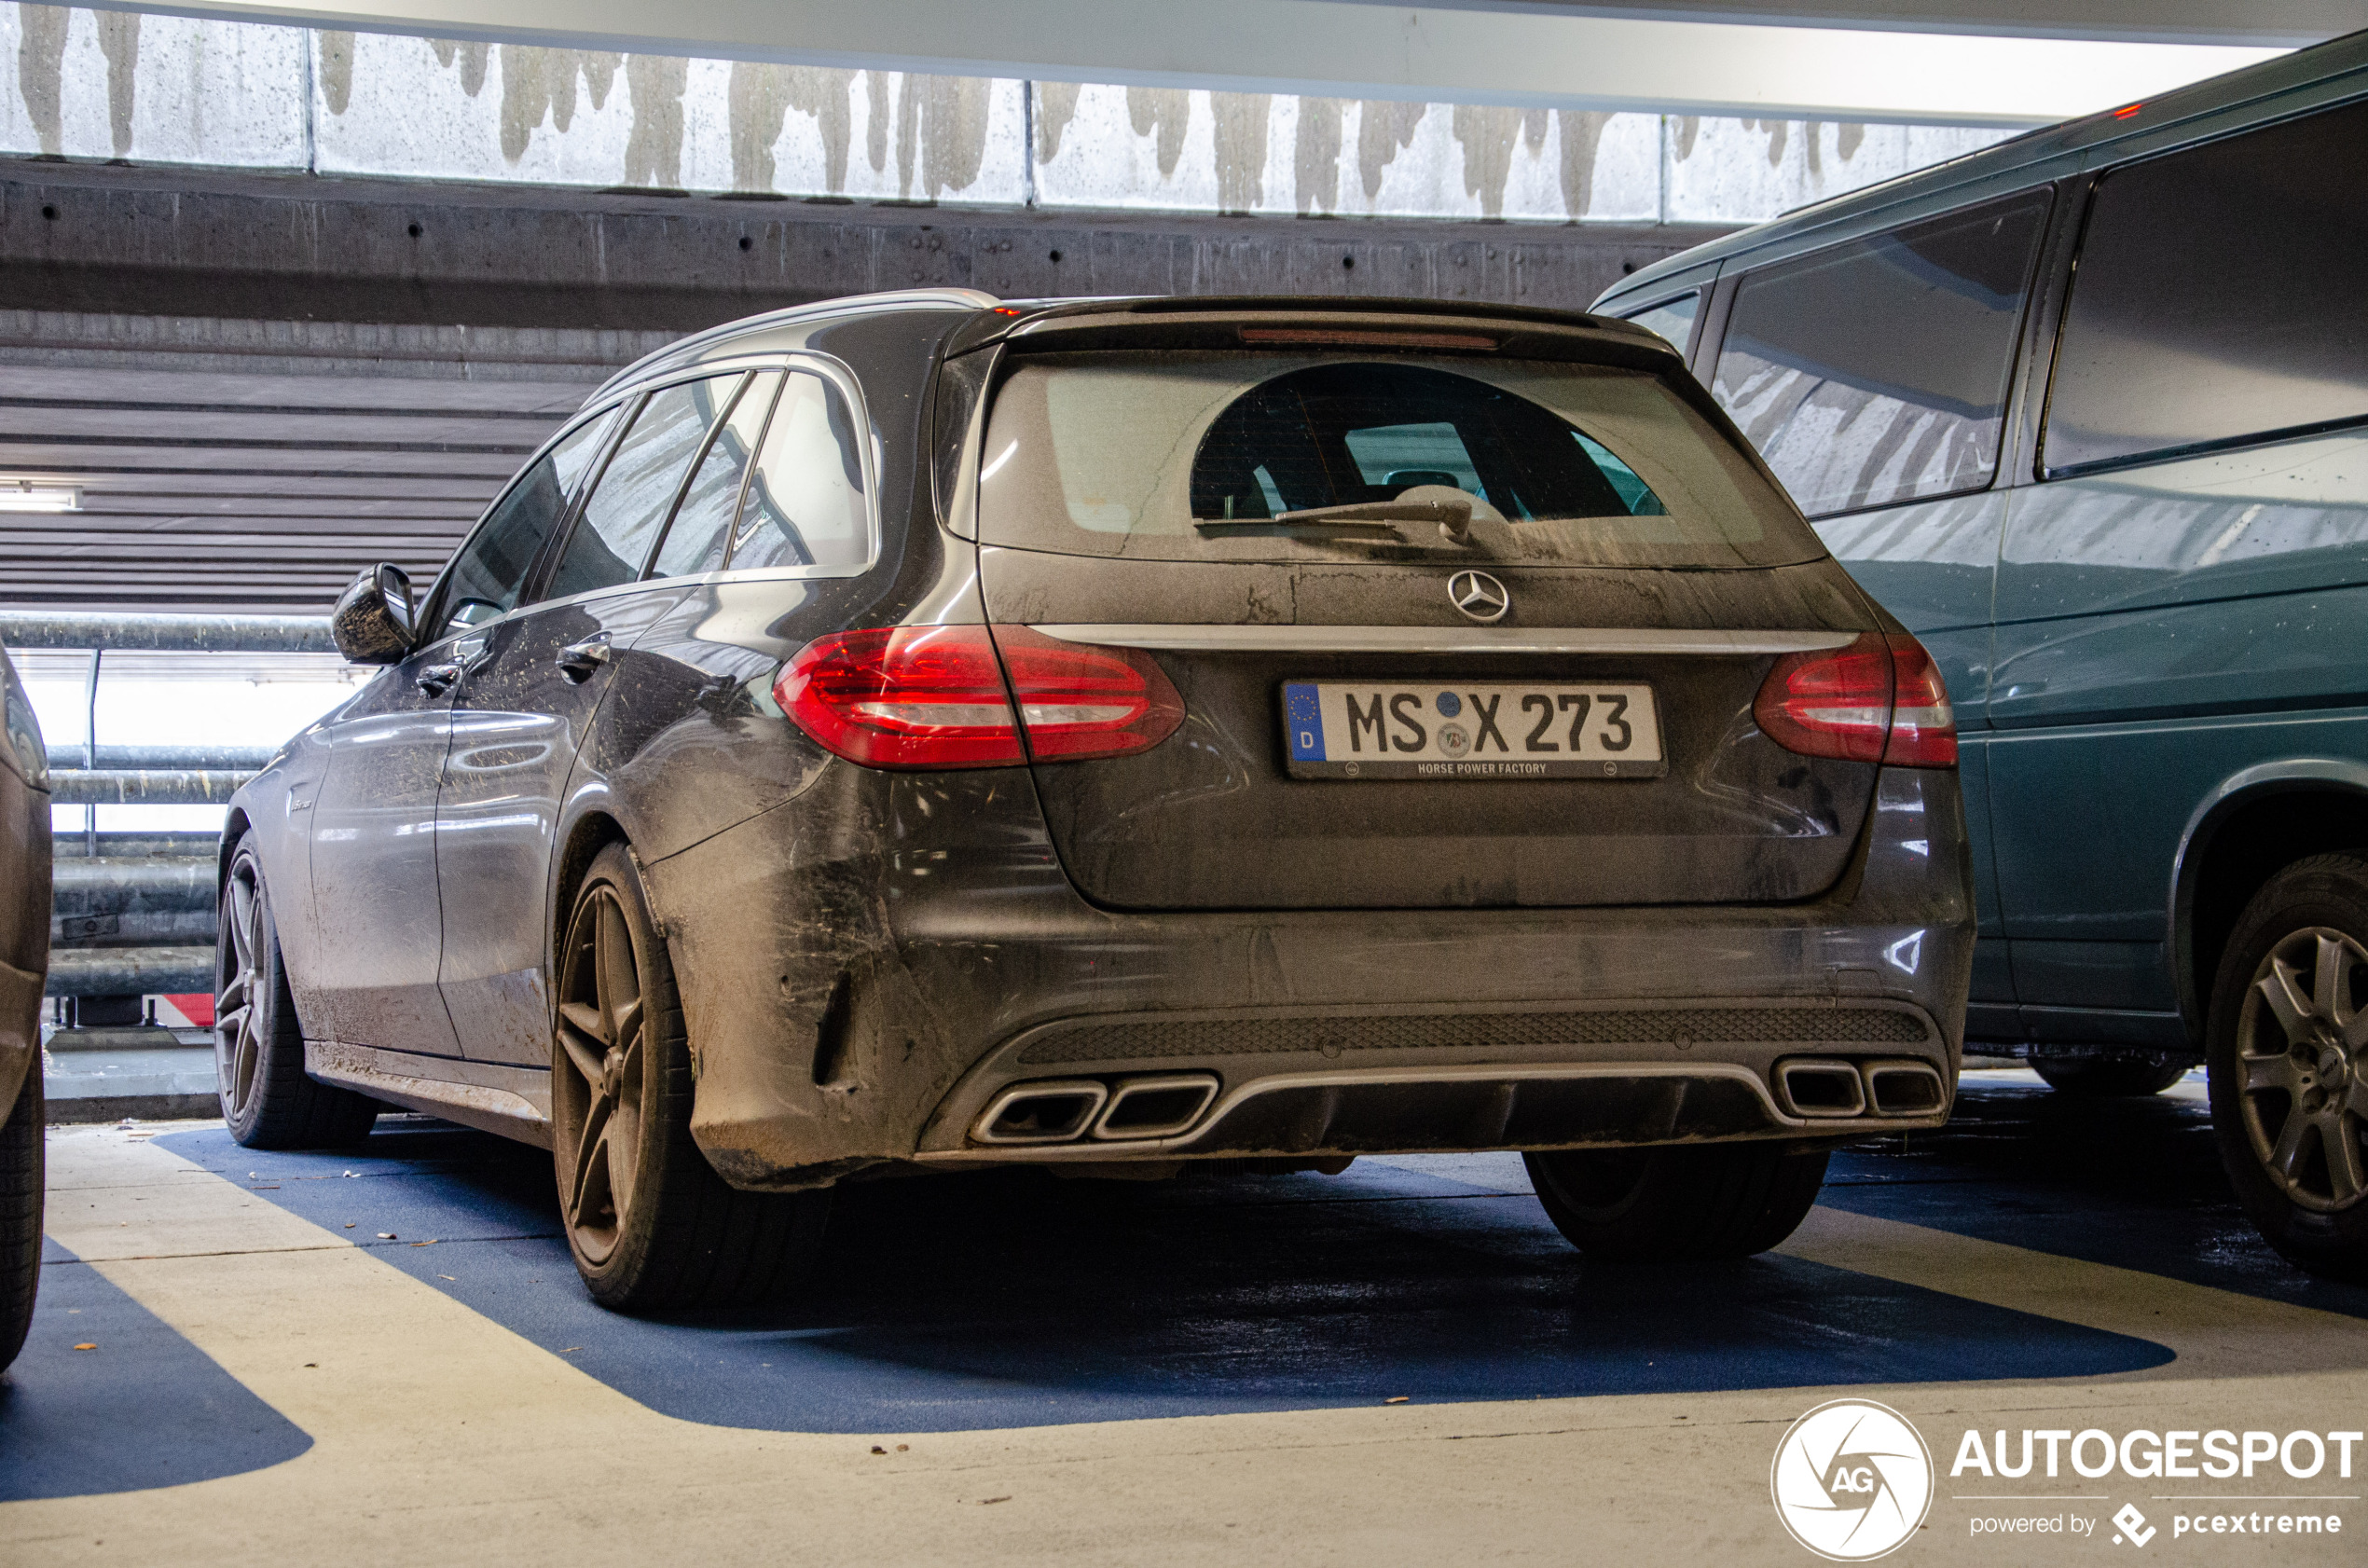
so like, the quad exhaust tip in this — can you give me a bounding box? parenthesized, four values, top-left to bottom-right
(1093, 1074, 1219, 1140)
(973, 1080, 1108, 1144)
(1775, 1059, 1866, 1119)
(973, 1073, 1221, 1146)
(1774, 1056, 1948, 1120)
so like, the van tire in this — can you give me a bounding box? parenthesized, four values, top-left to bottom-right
(2031, 1054, 2189, 1096)
(1525, 1143, 1829, 1261)
(551, 844, 830, 1313)
(2205, 853, 2368, 1284)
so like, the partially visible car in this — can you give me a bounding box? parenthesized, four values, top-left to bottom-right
(0, 638, 52, 1367)
(1592, 32, 2368, 1277)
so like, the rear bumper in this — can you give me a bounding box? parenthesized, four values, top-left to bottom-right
(652, 763, 1972, 1189)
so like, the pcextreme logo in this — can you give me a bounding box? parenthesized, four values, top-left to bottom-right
(1772, 1399, 1936, 1561)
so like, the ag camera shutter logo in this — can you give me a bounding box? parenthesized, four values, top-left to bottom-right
(1771, 1399, 1935, 1561)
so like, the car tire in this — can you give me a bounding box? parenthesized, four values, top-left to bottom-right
(551, 844, 829, 1313)
(2030, 1055, 2190, 1097)
(0, 1069, 41, 1370)
(1524, 1142, 1830, 1261)
(2205, 853, 2368, 1284)
(217, 833, 379, 1149)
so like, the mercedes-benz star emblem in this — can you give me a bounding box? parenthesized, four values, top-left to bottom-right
(1448, 570, 1510, 624)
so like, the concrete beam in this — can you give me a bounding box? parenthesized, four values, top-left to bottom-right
(116, 0, 2290, 126)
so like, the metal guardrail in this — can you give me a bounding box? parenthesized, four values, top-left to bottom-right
(55, 744, 278, 770)
(0, 610, 335, 653)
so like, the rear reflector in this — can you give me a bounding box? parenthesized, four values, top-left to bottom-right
(1753, 632, 1957, 768)
(774, 625, 1184, 770)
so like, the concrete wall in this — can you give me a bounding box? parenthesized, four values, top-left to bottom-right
(1, 5, 2010, 225)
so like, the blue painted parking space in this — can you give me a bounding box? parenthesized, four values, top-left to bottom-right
(0, 1240, 312, 1503)
(158, 1100, 2170, 1436)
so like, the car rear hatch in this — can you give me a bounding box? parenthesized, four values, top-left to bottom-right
(958, 307, 1894, 912)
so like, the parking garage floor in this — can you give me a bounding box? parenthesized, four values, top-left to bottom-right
(4, 1069, 2365, 1564)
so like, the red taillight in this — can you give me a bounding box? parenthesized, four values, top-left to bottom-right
(773, 625, 1183, 771)
(1753, 632, 1957, 768)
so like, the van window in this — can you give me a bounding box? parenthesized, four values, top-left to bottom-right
(545, 376, 742, 600)
(727, 369, 871, 571)
(1621, 293, 1700, 355)
(1713, 191, 2050, 518)
(433, 408, 617, 636)
(2044, 98, 2368, 475)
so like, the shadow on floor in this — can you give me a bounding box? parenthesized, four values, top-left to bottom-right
(0, 1239, 312, 1502)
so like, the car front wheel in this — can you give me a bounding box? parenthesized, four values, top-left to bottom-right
(0, 1069, 41, 1370)
(2207, 854, 2368, 1283)
(551, 843, 828, 1312)
(1525, 1141, 1829, 1261)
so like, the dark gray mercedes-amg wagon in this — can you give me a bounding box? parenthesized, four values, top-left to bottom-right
(216, 291, 1975, 1310)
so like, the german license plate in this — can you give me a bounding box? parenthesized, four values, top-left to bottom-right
(1282, 681, 1664, 779)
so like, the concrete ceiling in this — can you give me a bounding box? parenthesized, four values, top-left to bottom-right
(118, 0, 2312, 125)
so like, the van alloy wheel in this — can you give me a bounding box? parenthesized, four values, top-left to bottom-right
(553, 884, 646, 1267)
(2234, 926, 2368, 1214)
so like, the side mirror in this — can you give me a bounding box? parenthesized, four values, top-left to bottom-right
(332, 563, 417, 666)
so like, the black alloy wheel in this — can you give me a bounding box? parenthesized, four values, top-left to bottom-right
(551, 843, 828, 1312)
(216, 833, 377, 1148)
(2206, 854, 2368, 1282)
(1525, 1142, 1830, 1261)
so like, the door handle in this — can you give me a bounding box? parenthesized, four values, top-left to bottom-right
(555, 639, 613, 682)
(415, 663, 462, 696)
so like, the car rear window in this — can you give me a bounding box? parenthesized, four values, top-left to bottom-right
(975, 352, 1817, 567)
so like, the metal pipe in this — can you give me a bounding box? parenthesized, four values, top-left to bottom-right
(48, 770, 253, 806)
(44, 945, 215, 997)
(0, 610, 336, 654)
(52, 859, 216, 915)
(82, 646, 99, 858)
(52, 744, 278, 771)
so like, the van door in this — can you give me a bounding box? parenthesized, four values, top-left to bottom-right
(1706, 191, 2053, 1031)
(1987, 99, 2368, 1040)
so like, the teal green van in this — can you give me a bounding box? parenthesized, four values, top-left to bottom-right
(1594, 33, 2368, 1280)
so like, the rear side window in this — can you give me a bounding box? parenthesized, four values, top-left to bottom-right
(1621, 293, 1700, 355)
(434, 409, 616, 637)
(727, 368, 871, 571)
(2044, 98, 2368, 474)
(1714, 191, 2050, 517)
(650, 371, 779, 579)
(977, 352, 1810, 568)
(545, 376, 740, 601)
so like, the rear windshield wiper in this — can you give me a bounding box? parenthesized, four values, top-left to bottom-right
(1196, 492, 1477, 539)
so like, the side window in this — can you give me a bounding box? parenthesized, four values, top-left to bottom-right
(2044, 99, 2368, 475)
(728, 368, 871, 571)
(544, 376, 738, 601)
(434, 409, 616, 638)
(1621, 292, 1700, 355)
(650, 371, 780, 579)
(1713, 192, 2050, 517)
